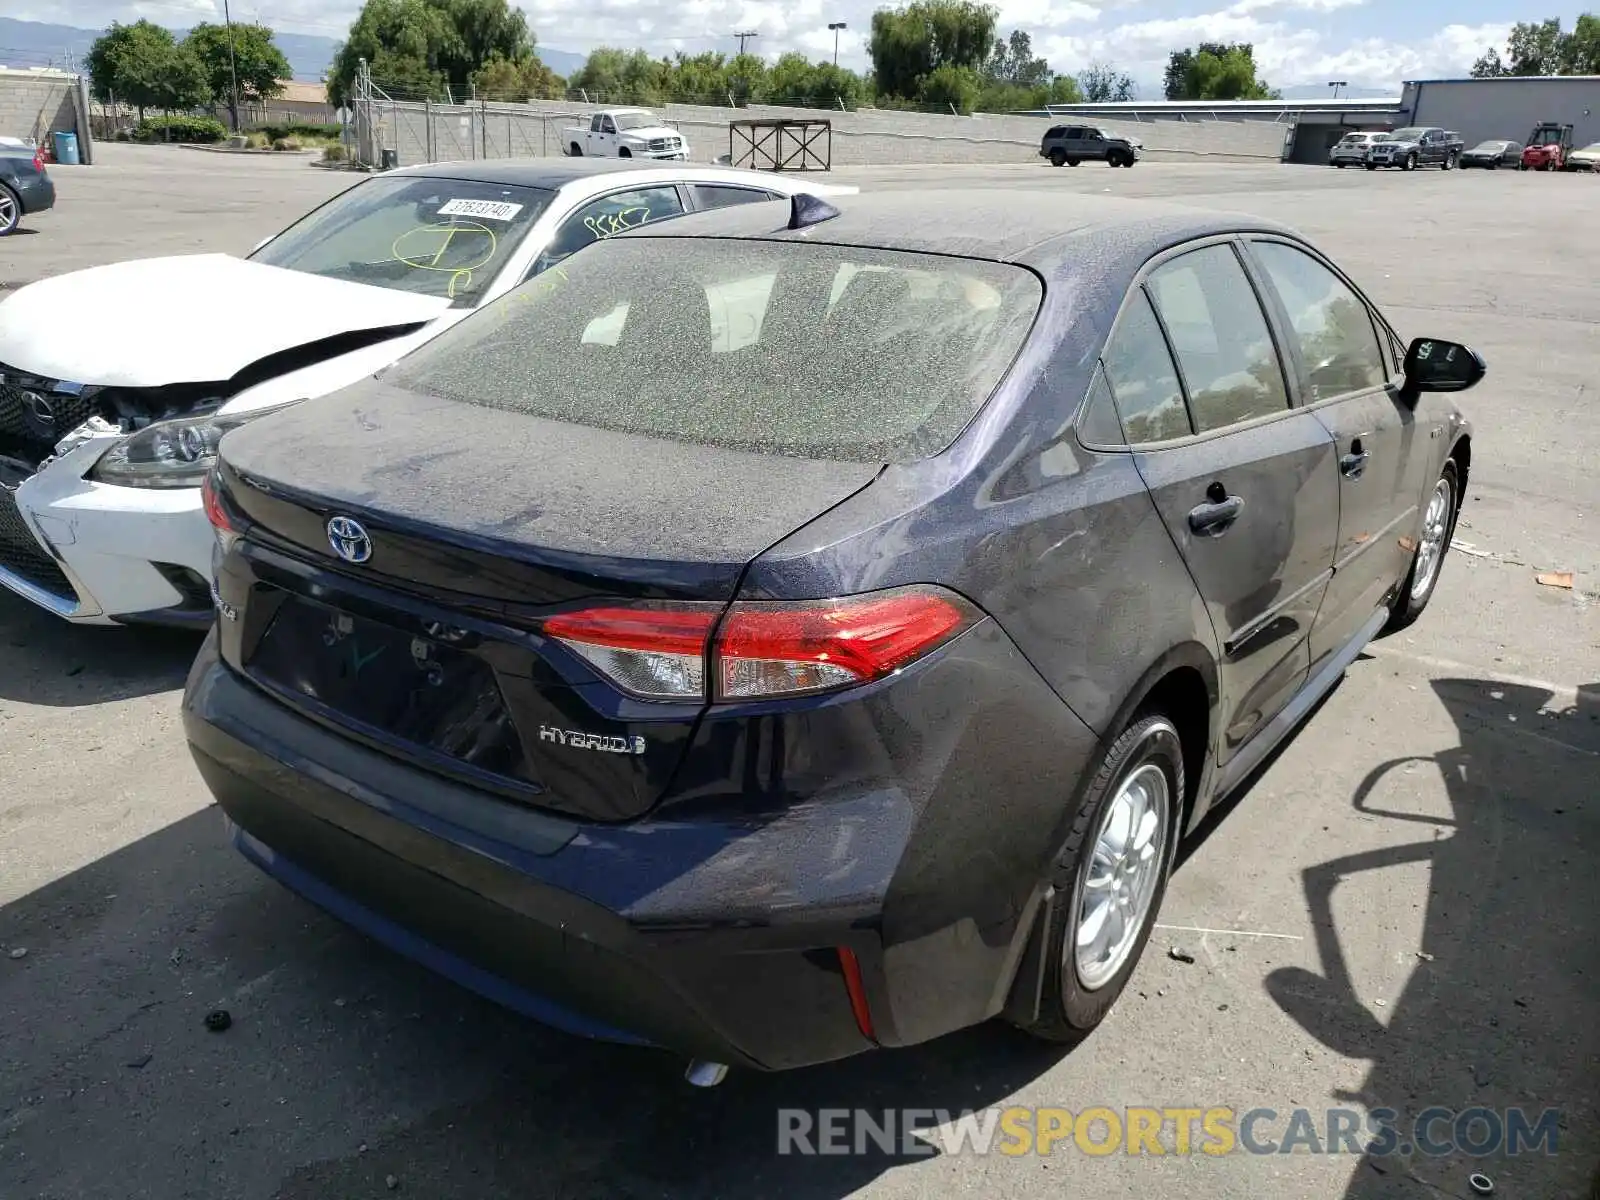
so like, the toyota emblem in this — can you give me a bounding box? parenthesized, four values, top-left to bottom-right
(326, 515, 373, 564)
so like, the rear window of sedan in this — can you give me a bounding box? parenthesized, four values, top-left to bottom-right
(381, 237, 1043, 462)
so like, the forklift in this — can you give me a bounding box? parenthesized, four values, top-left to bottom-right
(1520, 122, 1574, 170)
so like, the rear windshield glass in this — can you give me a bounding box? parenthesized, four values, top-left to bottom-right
(381, 236, 1043, 462)
(250, 175, 555, 307)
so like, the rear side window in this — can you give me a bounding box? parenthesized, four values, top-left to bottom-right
(534, 185, 686, 274)
(1248, 241, 1386, 401)
(1103, 289, 1190, 443)
(691, 184, 774, 210)
(1147, 244, 1289, 434)
(384, 238, 1043, 463)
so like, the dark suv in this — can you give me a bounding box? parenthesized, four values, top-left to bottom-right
(1040, 123, 1143, 167)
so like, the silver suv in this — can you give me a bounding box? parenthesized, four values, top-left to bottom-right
(1040, 124, 1143, 168)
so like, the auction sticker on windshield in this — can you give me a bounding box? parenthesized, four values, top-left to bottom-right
(438, 198, 524, 221)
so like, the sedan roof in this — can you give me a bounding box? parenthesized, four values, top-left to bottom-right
(389, 157, 753, 190)
(628, 188, 1301, 273)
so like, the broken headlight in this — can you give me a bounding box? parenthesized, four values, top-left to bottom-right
(89, 402, 300, 489)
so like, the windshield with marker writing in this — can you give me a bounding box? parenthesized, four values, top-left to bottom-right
(250, 176, 555, 307)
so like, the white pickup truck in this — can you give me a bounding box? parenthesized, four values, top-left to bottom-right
(563, 108, 690, 161)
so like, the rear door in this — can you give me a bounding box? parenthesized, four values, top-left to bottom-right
(1243, 237, 1424, 667)
(528, 183, 688, 276)
(1111, 240, 1340, 760)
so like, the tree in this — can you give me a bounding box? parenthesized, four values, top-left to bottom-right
(1164, 42, 1275, 100)
(1505, 17, 1566, 74)
(568, 47, 667, 103)
(985, 29, 1050, 88)
(184, 23, 290, 130)
(1471, 15, 1600, 78)
(471, 52, 564, 100)
(1078, 61, 1135, 102)
(1469, 48, 1507, 77)
(86, 21, 210, 120)
(869, 0, 998, 101)
(920, 62, 981, 112)
(328, 0, 544, 106)
(1048, 74, 1083, 104)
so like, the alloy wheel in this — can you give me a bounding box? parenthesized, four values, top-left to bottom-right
(0, 188, 17, 234)
(1074, 761, 1170, 990)
(1411, 476, 1454, 601)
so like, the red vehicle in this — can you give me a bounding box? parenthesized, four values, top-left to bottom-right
(1520, 122, 1573, 170)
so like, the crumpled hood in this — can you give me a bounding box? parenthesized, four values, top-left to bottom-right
(0, 254, 452, 388)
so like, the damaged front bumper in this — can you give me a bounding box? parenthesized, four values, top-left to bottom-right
(0, 432, 214, 626)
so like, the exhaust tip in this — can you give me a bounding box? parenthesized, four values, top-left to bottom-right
(684, 1060, 729, 1088)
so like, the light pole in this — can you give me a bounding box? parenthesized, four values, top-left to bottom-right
(222, 0, 242, 132)
(828, 21, 847, 67)
(1327, 80, 1348, 99)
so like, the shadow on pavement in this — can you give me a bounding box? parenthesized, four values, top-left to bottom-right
(1265, 677, 1600, 1198)
(0, 593, 202, 706)
(0, 805, 1067, 1200)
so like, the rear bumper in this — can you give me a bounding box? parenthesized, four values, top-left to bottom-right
(183, 615, 1101, 1070)
(16, 172, 54, 213)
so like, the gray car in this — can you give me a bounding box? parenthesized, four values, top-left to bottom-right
(0, 146, 55, 235)
(1040, 123, 1143, 167)
(184, 189, 1481, 1074)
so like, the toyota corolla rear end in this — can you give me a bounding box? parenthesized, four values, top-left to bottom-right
(182, 218, 1102, 1072)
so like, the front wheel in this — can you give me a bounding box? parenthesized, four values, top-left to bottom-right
(1404, 152, 1419, 171)
(1011, 713, 1184, 1045)
(1365, 162, 1377, 171)
(1386, 460, 1458, 633)
(618, 146, 631, 158)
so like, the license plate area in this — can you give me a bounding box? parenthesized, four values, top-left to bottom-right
(246, 592, 534, 786)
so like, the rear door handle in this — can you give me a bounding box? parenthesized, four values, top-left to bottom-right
(1188, 495, 1244, 537)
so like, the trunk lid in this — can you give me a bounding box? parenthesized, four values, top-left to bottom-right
(212, 378, 882, 822)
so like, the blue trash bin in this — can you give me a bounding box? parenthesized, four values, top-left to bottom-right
(53, 131, 79, 165)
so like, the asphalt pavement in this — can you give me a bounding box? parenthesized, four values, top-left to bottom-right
(1, 144, 1596, 1200)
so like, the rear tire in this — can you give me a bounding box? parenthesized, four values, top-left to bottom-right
(1049, 148, 1066, 167)
(569, 142, 583, 157)
(0, 183, 19, 236)
(1066, 157, 1080, 167)
(1385, 460, 1458, 633)
(1365, 162, 1377, 171)
(1012, 713, 1184, 1045)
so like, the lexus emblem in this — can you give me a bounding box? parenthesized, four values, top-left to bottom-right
(20, 390, 54, 427)
(326, 515, 373, 564)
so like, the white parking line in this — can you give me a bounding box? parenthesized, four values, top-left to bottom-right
(1154, 924, 1304, 941)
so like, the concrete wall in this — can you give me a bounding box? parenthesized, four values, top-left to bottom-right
(362, 95, 1292, 169)
(0, 68, 79, 146)
(1402, 77, 1600, 151)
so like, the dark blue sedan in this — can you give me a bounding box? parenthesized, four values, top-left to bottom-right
(0, 145, 55, 235)
(184, 189, 1484, 1080)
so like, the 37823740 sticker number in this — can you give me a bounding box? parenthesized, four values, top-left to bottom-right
(437, 198, 524, 221)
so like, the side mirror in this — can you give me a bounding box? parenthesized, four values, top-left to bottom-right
(1401, 337, 1485, 400)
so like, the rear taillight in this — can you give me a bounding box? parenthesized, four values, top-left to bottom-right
(32, 150, 45, 174)
(201, 470, 238, 535)
(542, 586, 980, 703)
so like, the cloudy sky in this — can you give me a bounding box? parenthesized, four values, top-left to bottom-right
(17, 0, 1568, 91)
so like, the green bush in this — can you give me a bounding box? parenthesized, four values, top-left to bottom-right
(134, 114, 229, 143)
(255, 121, 342, 142)
(321, 142, 347, 162)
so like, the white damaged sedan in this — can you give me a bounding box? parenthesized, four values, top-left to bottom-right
(0, 158, 855, 625)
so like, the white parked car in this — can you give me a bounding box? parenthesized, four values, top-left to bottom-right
(0, 158, 855, 626)
(563, 109, 689, 160)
